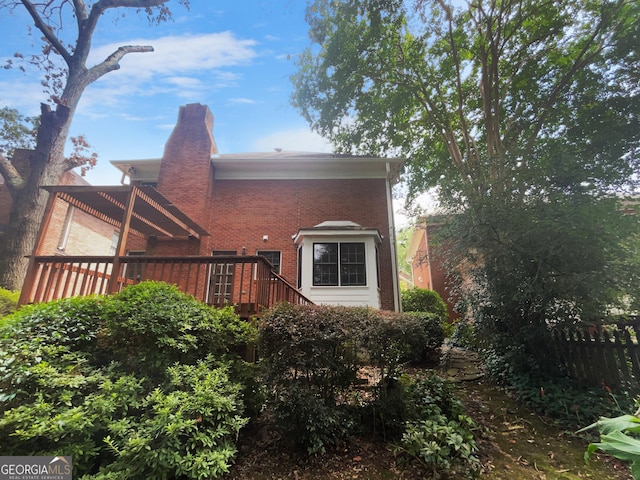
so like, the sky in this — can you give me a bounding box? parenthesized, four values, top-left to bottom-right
(0, 0, 333, 186)
(0, 0, 430, 227)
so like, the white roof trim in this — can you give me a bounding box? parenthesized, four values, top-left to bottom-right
(293, 226, 382, 245)
(110, 153, 404, 183)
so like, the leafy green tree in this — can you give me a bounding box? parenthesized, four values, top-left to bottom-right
(0, 0, 189, 291)
(0, 107, 37, 158)
(293, 0, 640, 373)
(395, 226, 413, 278)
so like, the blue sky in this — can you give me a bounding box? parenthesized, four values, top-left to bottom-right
(0, 0, 332, 186)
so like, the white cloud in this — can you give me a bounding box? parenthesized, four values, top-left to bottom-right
(252, 127, 332, 153)
(90, 31, 258, 78)
(76, 31, 259, 107)
(166, 76, 205, 89)
(228, 97, 257, 105)
(0, 80, 49, 115)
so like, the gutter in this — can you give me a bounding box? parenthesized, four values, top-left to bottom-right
(386, 162, 401, 312)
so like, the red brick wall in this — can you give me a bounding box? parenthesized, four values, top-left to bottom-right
(157, 103, 216, 240)
(411, 230, 432, 289)
(146, 238, 201, 256)
(150, 104, 398, 309)
(204, 178, 396, 310)
(412, 224, 459, 321)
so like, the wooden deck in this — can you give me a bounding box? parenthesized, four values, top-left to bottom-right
(19, 254, 312, 317)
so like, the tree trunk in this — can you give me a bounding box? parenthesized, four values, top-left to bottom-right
(0, 105, 70, 291)
(0, 165, 52, 290)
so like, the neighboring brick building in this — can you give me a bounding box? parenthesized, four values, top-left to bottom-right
(0, 149, 116, 256)
(22, 103, 403, 311)
(406, 219, 459, 321)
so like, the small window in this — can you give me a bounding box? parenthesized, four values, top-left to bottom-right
(257, 250, 281, 274)
(313, 242, 366, 286)
(109, 231, 119, 256)
(57, 205, 75, 251)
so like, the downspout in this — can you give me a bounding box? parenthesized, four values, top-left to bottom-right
(386, 162, 401, 312)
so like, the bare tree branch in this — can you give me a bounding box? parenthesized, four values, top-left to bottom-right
(87, 0, 170, 31)
(20, 0, 72, 64)
(85, 44, 154, 84)
(0, 151, 25, 191)
(72, 0, 87, 20)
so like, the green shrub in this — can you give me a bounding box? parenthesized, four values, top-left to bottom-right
(102, 281, 255, 380)
(0, 282, 255, 479)
(397, 416, 479, 479)
(0, 287, 19, 320)
(482, 340, 634, 429)
(259, 304, 446, 453)
(393, 375, 480, 479)
(450, 319, 476, 349)
(401, 288, 448, 321)
(406, 312, 445, 363)
(90, 360, 247, 480)
(0, 296, 104, 411)
(259, 303, 364, 454)
(579, 406, 640, 479)
(363, 311, 443, 376)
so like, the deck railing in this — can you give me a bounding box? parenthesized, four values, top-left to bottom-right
(19, 255, 312, 316)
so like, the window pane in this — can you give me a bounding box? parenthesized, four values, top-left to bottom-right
(210, 250, 236, 305)
(313, 243, 338, 286)
(340, 243, 366, 286)
(257, 250, 281, 274)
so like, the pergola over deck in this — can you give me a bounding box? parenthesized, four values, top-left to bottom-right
(19, 185, 311, 314)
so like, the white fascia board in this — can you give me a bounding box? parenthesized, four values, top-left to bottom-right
(110, 158, 162, 183)
(212, 155, 404, 182)
(293, 228, 382, 245)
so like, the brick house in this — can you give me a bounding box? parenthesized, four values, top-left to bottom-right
(406, 218, 459, 321)
(18, 103, 403, 313)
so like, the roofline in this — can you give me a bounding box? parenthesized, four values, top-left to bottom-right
(110, 154, 404, 184)
(293, 227, 382, 245)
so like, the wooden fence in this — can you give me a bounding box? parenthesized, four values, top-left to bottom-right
(551, 318, 640, 389)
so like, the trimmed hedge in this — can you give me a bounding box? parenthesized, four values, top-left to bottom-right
(401, 287, 448, 321)
(258, 303, 445, 453)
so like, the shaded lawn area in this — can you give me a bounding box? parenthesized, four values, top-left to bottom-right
(224, 352, 633, 480)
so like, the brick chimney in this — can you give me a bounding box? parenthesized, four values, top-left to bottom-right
(156, 104, 217, 236)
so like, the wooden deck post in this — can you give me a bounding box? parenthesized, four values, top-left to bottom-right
(107, 186, 137, 294)
(18, 190, 61, 305)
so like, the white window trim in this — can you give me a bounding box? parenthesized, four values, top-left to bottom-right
(294, 227, 382, 308)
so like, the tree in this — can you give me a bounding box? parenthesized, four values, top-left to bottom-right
(395, 226, 412, 278)
(293, 0, 640, 373)
(0, 0, 189, 290)
(0, 107, 38, 157)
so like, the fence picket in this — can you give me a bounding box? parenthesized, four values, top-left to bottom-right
(613, 330, 631, 382)
(553, 321, 640, 390)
